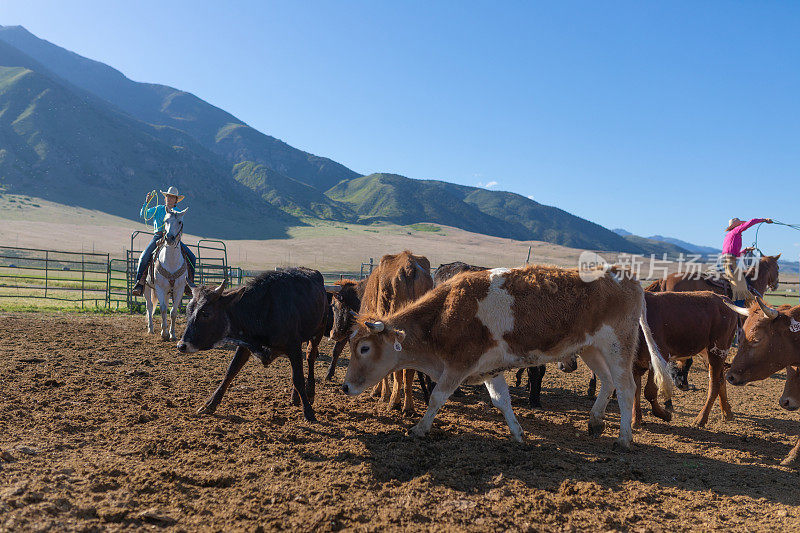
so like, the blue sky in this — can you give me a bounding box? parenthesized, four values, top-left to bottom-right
(2, 1, 799, 255)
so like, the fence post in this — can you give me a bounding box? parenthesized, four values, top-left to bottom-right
(105, 254, 111, 309)
(44, 250, 49, 298)
(81, 252, 85, 308)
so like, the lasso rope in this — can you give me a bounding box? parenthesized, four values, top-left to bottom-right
(751, 219, 800, 251)
(142, 190, 160, 229)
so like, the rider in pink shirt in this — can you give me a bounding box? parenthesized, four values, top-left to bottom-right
(722, 217, 773, 302)
(723, 218, 771, 257)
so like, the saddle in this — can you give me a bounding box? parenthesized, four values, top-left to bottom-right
(697, 266, 733, 298)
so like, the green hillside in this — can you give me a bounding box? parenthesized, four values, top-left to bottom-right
(619, 235, 690, 258)
(0, 61, 296, 238)
(233, 161, 355, 221)
(325, 174, 641, 252)
(0, 25, 360, 192)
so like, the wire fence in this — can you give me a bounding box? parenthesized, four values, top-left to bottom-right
(0, 245, 797, 311)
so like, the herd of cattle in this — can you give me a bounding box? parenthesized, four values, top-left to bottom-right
(174, 250, 799, 465)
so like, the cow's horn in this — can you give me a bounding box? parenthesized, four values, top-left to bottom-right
(365, 320, 385, 332)
(755, 294, 779, 320)
(722, 298, 750, 317)
(214, 277, 227, 295)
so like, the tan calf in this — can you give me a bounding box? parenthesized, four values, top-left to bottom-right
(360, 250, 434, 415)
(343, 264, 672, 449)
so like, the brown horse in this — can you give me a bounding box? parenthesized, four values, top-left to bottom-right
(645, 254, 780, 297)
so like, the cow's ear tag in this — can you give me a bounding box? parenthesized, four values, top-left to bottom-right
(393, 341, 402, 352)
(789, 317, 800, 333)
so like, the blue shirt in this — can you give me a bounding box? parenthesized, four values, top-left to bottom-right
(140, 198, 185, 233)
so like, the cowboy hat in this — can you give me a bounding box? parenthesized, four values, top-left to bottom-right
(160, 186, 185, 202)
(725, 218, 743, 231)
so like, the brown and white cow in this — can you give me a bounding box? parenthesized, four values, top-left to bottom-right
(632, 291, 739, 428)
(360, 250, 434, 415)
(342, 264, 672, 449)
(724, 299, 800, 465)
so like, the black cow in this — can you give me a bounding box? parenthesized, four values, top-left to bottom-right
(433, 261, 488, 287)
(177, 267, 327, 421)
(325, 278, 367, 380)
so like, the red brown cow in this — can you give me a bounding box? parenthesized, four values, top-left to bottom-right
(725, 299, 800, 465)
(360, 250, 434, 415)
(342, 265, 672, 449)
(779, 365, 800, 465)
(632, 291, 739, 428)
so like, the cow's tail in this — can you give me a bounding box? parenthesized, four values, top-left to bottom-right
(639, 291, 673, 401)
(644, 279, 662, 292)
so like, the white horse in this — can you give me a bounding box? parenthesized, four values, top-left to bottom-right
(144, 209, 189, 340)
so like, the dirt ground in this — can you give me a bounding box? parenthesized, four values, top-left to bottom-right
(1, 312, 799, 532)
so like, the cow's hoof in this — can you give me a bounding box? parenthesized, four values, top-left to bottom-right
(161, 333, 170, 341)
(588, 419, 605, 437)
(197, 403, 216, 415)
(613, 438, 632, 452)
(664, 399, 674, 413)
(632, 420, 642, 429)
(303, 410, 317, 423)
(401, 408, 416, 418)
(652, 408, 672, 422)
(780, 453, 797, 467)
(408, 424, 428, 438)
(722, 412, 735, 422)
(147, 328, 154, 334)
(692, 416, 708, 428)
(170, 334, 177, 341)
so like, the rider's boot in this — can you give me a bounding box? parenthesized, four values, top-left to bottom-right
(184, 267, 196, 297)
(131, 281, 145, 297)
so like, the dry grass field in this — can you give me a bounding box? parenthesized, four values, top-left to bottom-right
(1, 312, 799, 532)
(0, 194, 679, 272)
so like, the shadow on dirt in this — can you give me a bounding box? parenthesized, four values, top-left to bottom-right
(348, 423, 798, 505)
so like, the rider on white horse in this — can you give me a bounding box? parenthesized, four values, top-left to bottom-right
(131, 186, 196, 296)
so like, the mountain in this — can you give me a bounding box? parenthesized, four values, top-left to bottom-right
(0, 25, 359, 192)
(0, 42, 295, 238)
(613, 228, 719, 257)
(0, 25, 682, 255)
(647, 235, 719, 256)
(326, 174, 642, 252)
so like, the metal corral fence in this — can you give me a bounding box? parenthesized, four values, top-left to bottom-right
(1, 245, 798, 310)
(0, 245, 111, 307)
(0, 237, 243, 311)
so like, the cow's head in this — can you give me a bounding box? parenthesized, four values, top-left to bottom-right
(329, 291, 356, 341)
(177, 279, 243, 353)
(668, 359, 692, 391)
(726, 299, 799, 386)
(342, 318, 406, 396)
(780, 365, 800, 412)
(558, 354, 578, 373)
